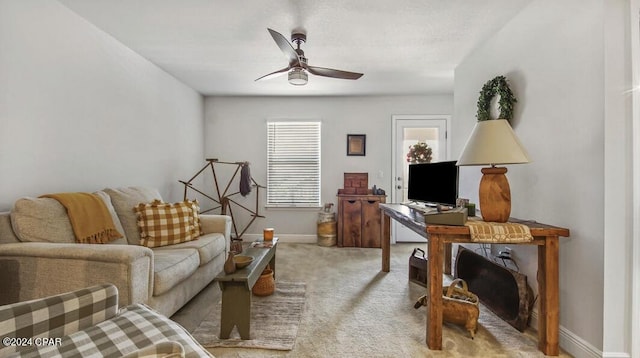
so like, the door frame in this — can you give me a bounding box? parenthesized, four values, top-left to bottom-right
(630, 2, 640, 355)
(390, 114, 452, 243)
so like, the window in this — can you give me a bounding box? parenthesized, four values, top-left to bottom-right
(266, 121, 321, 207)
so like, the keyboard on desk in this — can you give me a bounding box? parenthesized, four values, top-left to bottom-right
(403, 203, 468, 225)
(403, 203, 436, 214)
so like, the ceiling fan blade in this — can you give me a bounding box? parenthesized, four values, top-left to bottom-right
(255, 67, 290, 82)
(267, 28, 300, 67)
(306, 65, 363, 80)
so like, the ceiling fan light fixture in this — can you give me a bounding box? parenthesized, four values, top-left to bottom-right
(288, 68, 308, 86)
(257, 28, 363, 85)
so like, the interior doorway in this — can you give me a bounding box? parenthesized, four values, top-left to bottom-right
(391, 115, 451, 243)
(630, 2, 640, 355)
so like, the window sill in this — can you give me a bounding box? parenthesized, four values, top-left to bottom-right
(265, 206, 322, 211)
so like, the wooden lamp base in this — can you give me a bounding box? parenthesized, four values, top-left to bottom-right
(478, 167, 511, 222)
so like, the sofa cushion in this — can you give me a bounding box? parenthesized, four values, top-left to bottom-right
(153, 233, 225, 267)
(10, 195, 127, 245)
(103, 187, 163, 245)
(11, 197, 75, 243)
(134, 200, 202, 248)
(152, 249, 200, 296)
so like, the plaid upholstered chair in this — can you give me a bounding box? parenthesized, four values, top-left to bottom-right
(0, 284, 212, 358)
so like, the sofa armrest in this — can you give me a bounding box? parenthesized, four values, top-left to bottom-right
(0, 243, 153, 308)
(121, 341, 186, 358)
(0, 284, 118, 355)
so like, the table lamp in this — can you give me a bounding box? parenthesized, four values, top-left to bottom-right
(456, 119, 531, 222)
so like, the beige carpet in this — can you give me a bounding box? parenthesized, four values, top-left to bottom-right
(191, 282, 305, 350)
(172, 243, 573, 357)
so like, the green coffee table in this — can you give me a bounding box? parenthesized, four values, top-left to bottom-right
(214, 238, 277, 339)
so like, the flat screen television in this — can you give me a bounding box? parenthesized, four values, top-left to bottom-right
(407, 160, 459, 206)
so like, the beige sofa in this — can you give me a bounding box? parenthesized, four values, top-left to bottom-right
(0, 187, 231, 317)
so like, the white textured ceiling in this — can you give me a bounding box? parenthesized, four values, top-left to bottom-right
(58, 0, 531, 96)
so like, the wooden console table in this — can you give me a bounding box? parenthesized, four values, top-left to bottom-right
(379, 203, 570, 356)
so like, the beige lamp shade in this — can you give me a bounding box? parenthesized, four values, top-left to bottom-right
(456, 119, 530, 222)
(456, 119, 531, 166)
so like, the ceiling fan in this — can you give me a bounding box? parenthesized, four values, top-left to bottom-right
(255, 28, 364, 86)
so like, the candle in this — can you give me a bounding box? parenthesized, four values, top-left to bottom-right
(466, 203, 476, 217)
(263, 228, 274, 241)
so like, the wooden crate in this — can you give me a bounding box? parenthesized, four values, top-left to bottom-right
(343, 173, 368, 194)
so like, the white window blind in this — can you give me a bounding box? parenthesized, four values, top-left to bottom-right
(267, 121, 321, 207)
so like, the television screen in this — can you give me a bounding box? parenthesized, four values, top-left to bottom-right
(407, 161, 459, 206)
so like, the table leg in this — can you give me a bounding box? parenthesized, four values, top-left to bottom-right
(427, 234, 444, 350)
(219, 283, 252, 340)
(444, 243, 452, 275)
(381, 210, 390, 272)
(538, 236, 560, 356)
(269, 250, 277, 279)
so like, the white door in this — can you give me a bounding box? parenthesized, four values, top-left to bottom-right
(391, 115, 450, 243)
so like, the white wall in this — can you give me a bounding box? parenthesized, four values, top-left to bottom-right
(630, 1, 640, 356)
(204, 95, 452, 237)
(0, 0, 204, 209)
(455, 0, 633, 356)
(603, 1, 634, 356)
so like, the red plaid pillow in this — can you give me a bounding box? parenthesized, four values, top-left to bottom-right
(134, 199, 202, 248)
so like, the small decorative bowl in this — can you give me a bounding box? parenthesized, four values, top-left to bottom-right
(234, 255, 254, 269)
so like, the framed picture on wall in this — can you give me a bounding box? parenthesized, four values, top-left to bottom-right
(347, 134, 366, 156)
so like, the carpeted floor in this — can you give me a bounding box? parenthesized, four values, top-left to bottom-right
(191, 282, 305, 350)
(171, 242, 573, 357)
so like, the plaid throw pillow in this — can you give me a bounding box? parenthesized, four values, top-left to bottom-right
(185, 199, 204, 237)
(134, 200, 203, 248)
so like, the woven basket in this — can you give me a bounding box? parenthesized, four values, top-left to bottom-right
(252, 266, 275, 296)
(444, 278, 478, 302)
(442, 278, 480, 339)
(413, 279, 480, 338)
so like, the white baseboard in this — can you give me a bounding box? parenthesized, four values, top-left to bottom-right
(529, 311, 606, 358)
(601, 353, 632, 358)
(602, 352, 631, 358)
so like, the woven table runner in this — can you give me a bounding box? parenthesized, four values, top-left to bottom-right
(465, 218, 533, 243)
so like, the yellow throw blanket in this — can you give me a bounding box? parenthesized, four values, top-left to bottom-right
(41, 192, 123, 244)
(465, 217, 533, 243)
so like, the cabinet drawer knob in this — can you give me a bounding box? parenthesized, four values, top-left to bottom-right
(348, 200, 357, 204)
(367, 200, 377, 204)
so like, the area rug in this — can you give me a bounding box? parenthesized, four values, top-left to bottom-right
(191, 281, 305, 351)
